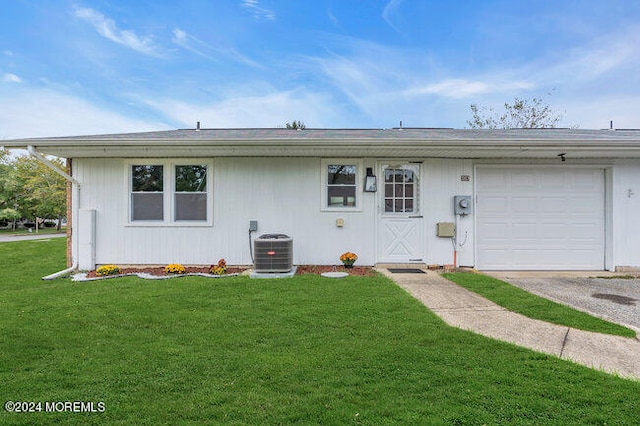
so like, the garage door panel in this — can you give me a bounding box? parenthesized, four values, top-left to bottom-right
(540, 171, 567, 188)
(570, 196, 602, 213)
(512, 249, 540, 266)
(482, 196, 509, 212)
(511, 197, 538, 212)
(540, 197, 567, 213)
(477, 167, 604, 270)
(570, 170, 601, 189)
(481, 170, 510, 188)
(512, 172, 538, 188)
(539, 223, 566, 240)
(570, 223, 601, 239)
(512, 223, 538, 239)
(481, 249, 511, 268)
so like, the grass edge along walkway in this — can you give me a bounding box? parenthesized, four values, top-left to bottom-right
(442, 272, 636, 338)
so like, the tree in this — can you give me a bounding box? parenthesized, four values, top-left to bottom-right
(0, 151, 20, 229)
(467, 96, 563, 129)
(285, 120, 306, 130)
(1, 155, 67, 230)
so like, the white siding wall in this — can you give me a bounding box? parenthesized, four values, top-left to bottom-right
(75, 156, 639, 270)
(75, 158, 377, 266)
(423, 159, 474, 266)
(613, 159, 640, 269)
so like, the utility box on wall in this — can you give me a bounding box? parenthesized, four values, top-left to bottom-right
(437, 222, 455, 238)
(454, 195, 472, 216)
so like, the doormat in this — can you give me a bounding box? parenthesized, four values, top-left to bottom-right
(387, 268, 426, 274)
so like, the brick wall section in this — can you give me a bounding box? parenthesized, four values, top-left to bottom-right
(66, 158, 72, 267)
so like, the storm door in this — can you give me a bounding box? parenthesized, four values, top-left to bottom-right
(377, 164, 424, 263)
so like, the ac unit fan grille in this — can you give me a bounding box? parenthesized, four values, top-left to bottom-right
(254, 235, 293, 273)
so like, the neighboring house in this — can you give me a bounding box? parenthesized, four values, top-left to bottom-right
(4, 127, 640, 272)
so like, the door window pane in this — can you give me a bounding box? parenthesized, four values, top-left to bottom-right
(383, 166, 419, 213)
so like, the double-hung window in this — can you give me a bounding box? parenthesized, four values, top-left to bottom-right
(174, 165, 208, 221)
(321, 159, 362, 210)
(129, 161, 211, 225)
(131, 165, 164, 221)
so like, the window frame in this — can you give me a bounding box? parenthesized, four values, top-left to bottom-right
(126, 160, 213, 227)
(321, 159, 363, 212)
(130, 164, 165, 222)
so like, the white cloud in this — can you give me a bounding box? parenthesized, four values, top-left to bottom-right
(74, 6, 161, 56)
(405, 79, 534, 99)
(144, 89, 344, 129)
(172, 28, 211, 59)
(0, 88, 169, 139)
(171, 28, 260, 67)
(2, 73, 22, 83)
(522, 24, 640, 88)
(382, 0, 405, 33)
(241, 0, 276, 20)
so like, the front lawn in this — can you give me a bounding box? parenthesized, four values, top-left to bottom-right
(0, 227, 65, 236)
(443, 272, 636, 338)
(1, 239, 638, 425)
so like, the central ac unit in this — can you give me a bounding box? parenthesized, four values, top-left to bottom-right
(254, 234, 293, 273)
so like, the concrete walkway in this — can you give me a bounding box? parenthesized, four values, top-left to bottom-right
(377, 268, 640, 381)
(0, 232, 66, 243)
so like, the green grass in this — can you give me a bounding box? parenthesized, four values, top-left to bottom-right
(443, 272, 636, 338)
(0, 227, 66, 236)
(1, 240, 638, 425)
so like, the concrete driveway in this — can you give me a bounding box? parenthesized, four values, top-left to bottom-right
(485, 271, 640, 332)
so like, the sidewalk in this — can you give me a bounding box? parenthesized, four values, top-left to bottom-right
(377, 268, 640, 381)
(0, 232, 66, 243)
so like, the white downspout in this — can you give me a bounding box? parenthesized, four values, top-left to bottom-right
(27, 146, 80, 280)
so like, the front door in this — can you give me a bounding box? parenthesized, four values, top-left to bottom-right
(377, 164, 424, 263)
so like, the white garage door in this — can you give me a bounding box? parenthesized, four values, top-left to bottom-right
(476, 167, 605, 270)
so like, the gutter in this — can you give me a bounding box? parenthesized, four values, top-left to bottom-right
(27, 145, 80, 279)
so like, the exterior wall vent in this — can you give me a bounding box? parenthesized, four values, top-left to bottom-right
(254, 234, 293, 273)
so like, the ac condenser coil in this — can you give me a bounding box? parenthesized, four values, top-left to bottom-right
(253, 234, 293, 273)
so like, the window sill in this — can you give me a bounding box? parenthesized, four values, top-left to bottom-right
(125, 221, 213, 227)
(321, 207, 363, 213)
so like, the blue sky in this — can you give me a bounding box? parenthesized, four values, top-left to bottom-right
(1, 0, 640, 138)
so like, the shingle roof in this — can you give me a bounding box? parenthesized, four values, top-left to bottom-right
(4, 127, 640, 159)
(8, 127, 640, 141)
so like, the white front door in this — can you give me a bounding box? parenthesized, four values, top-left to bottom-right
(377, 164, 424, 263)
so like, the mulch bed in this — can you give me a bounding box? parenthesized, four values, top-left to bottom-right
(85, 266, 247, 279)
(86, 265, 377, 278)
